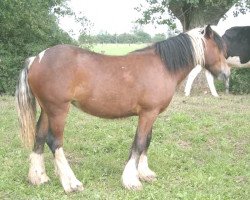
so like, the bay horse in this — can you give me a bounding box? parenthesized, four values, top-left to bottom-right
(16, 25, 230, 193)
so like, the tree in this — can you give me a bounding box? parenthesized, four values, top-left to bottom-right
(94, 32, 117, 43)
(117, 33, 135, 44)
(0, 0, 79, 94)
(134, 30, 152, 43)
(152, 33, 166, 42)
(136, 0, 250, 31)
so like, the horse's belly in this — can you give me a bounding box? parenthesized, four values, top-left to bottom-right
(72, 98, 139, 119)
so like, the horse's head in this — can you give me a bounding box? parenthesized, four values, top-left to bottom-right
(203, 25, 230, 81)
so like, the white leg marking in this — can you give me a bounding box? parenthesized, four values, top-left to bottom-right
(28, 152, 50, 185)
(205, 70, 219, 97)
(54, 148, 83, 193)
(185, 65, 202, 96)
(122, 157, 142, 190)
(38, 49, 47, 63)
(225, 77, 230, 94)
(138, 154, 156, 182)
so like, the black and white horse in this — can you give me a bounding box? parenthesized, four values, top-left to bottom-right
(185, 26, 250, 97)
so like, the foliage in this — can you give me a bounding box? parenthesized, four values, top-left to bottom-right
(214, 68, 250, 94)
(75, 12, 94, 49)
(136, 0, 250, 31)
(0, 0, 77, 95)
(79, 31, 165, 46)
(78, 34, 95, 49)
(133, 30, 152, 43)
(152, 33, 167, 42)
(229, 68, 250, 94)
(93, 32, 118, 44)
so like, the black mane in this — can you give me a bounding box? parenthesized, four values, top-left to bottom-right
(213, 30, 226, 54)
(133, 28, 225, 72)
(154, 33, 196, 72)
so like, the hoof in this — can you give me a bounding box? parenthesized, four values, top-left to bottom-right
(63, 179, 84, 193)
(139, 170, 157, 182)
(122, 176, 143, 191)
(28, 152, 49, 185)
(28, 172, 50, 185)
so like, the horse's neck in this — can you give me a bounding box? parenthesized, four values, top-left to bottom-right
(174, 65, 196, 85)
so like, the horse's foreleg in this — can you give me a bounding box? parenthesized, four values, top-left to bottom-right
(122, 111, 158, 190)
(184, 65, 202, 96)
(205, 70, 219, 97)
(138, 131, 157, 182)
(225, 77, 230, 94)
(47, 105, 83, 193)
(28, 111, 50, 185)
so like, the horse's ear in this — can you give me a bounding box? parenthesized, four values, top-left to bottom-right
(204, 25, 214, 39)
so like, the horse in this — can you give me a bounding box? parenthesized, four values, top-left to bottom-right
(184, 26, 250, 97)
(223, 26, 250, 63)
(15, 25, 229, 193)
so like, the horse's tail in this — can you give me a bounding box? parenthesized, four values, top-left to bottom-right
(15, 56, 36, 148)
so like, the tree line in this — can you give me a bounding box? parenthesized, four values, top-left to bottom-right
(79, 31, 167, 45)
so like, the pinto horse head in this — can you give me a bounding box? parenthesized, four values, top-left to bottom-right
(202, 25, 230, 81)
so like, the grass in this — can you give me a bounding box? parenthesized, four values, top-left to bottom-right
(0, 45, 249, 199)
(0, 94, 249, 200)
(91, 43, 147, 55)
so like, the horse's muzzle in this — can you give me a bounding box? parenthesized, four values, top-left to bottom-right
(218, 71, 230, 81)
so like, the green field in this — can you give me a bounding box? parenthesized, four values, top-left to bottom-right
(0, 94, 249, 200)
(92, 43, 147, 55)
(0, 44, 249, 199)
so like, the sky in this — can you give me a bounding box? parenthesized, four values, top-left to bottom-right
(59, 0, 250, 39)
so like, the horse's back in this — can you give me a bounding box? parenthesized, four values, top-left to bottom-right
(28, 45, 94, 103)
(27, 44, 174, 118)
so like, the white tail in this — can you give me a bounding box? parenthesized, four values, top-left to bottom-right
(15, 57, 36, 148)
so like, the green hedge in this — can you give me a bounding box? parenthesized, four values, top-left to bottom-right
(215, 68, 250, 94)
(229, 68, 250, 94)
(0, 40, 75, 95)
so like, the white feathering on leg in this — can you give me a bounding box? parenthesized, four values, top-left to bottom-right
(54, 148, 83, 193)
(138, 154, 156, 182)
(28, 152, 50, 185)
(122, 157, 142, 190)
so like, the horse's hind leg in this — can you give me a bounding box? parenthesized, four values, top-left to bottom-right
(46, 103, 83, 193)
(122, 110, 158, 190)
(28, 110, 50, 185)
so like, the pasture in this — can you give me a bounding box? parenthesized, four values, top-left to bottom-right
(0, 44, 249, 199)
(92, 43, 146, 55)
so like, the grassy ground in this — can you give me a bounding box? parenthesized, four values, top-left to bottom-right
(0, 94, 249, 200)
(91, 43, 146, 55)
